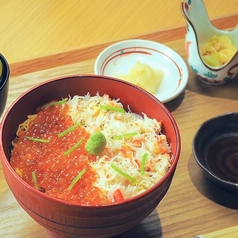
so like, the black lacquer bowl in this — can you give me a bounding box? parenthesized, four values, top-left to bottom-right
(193, 112, 238, 193)
(0, 54, 10, 117)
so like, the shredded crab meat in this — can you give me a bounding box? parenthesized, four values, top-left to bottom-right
(67, 93, 171, 200)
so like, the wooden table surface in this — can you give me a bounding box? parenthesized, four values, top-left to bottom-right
(1, 1, 238, 238)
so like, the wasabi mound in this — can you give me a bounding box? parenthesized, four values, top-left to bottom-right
(85, 132, 106, 155)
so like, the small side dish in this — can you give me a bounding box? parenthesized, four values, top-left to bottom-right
(94, 39, 188, 103)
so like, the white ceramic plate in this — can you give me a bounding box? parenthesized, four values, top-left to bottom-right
(94, 40, 188, 103)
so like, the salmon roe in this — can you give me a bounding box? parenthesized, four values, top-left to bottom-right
(10, 103, 111, 205)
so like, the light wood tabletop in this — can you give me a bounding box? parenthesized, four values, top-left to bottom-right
(1, 0, 238, 65)
(1, 0, 238, 238)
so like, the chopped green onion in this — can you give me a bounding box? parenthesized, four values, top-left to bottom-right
(41, 98, 67, 109)
(140, 153, 148, 175)
(32, 171, 39, 190)
(58, 122, 81, 138)
(100, 105, 125, 113)
(26, 136, 50, 143)
(113, 132, 138, 140)
(68, 169, 86, 190)
(111, 163, 137, 184)
(64, 138, 83, 156)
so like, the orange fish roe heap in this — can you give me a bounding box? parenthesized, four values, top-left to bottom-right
(10, 102, 110, 205)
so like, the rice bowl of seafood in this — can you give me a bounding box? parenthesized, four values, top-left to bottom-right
(0, 75, 181, 238)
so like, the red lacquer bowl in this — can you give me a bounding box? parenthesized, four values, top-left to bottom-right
(0, 75, 181, 238)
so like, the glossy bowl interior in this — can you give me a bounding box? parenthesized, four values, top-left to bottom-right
(0, 54, 10, 117)
(0, 75, 181, 238)
(193, 112, 238, 193)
